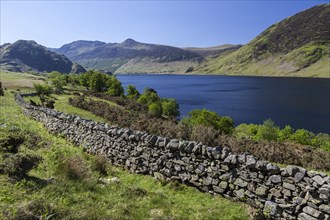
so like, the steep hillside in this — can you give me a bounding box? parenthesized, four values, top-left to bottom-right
(55, 39, 204, 74)
(195, 4, 330, 77)
(0, 40, 86, 74)
(184, 44, 242, 57)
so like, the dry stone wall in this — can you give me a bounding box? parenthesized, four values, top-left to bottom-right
(16, 94, 330, 220)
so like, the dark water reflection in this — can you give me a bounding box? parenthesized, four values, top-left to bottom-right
(117, 74, 330, 134)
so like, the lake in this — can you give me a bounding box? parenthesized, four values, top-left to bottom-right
(117, 74, 330, 134)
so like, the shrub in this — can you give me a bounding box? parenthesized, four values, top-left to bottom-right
(0, 128, 25, 154)
(161, 98, 180, 118)
(13, 199, 58, 220)
(184, 109, 234, 134)
(92, 155, 108, 175)
(255, 119, 279, 141)
(290, 129, 313, 145)
(190, 125, 219, 146)
(33, 83, 53, 96)
(2, 153, 42, 179)
(57, 155, 92, 181)
(126, 84, 140, 99)
(234, 123, 259, 139)
(107, 76, 124, 96)
(148, 102, 162, 117)
(278, 125, 294, 142)
(137, 88, 160, 106)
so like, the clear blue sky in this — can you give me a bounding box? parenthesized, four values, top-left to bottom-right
(1, 0, 328, 48)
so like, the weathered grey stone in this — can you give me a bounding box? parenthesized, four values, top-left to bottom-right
(294, 172, 305, 182)
(282, 188, 291, 197)
(287, 165, 300, 176)
(269, 188, 282, 198)
(266, 163, 280, 174)
(203, 177, 213, 185)
(206, 147, 213, 159)
(224, 154, 237, 165)
(283, 182, 296, 191)
(246, 155, 257, 169)
(293, 197, 307, 205)
(213, 186, 225, 193)
(255, 160, 267, 171)
(298, 213, 318, 220)
(192, 143, 202, 155)
(221, 147, 230, 159)
(234, 189, 246, 200)
(234, 178, 248, 188)
(302, 206, 324, 219)
(313, 175, 326, 185)
(263, 201, 282, 218)
(256, 186, 268, 196)
(268, 175, 282, 184)
(320, 204, 330, 214)
(217, 181, 227, 190)
(211, 146, 222, 159)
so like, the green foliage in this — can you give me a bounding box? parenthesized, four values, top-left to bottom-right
(290, 129, 314, 145)
(2, 153, 42, 179)
(106, 76, 124, 96)
(48, 71, 67, 94)
(148, 102, 162, 117)
(278, 125, 294, 142)
(255, 119, 279, 141)
(183, 109, 234, 134)
(33, 83, 53, 96)
(56, 155, 93, 182)
(234, 120, 330, 150)
(137, 88, 160, 105)
(76, 71, 124, 96)
(161, 98, 180, 118)
(126, 84, 140, 99)
(87, 71, 108, 92)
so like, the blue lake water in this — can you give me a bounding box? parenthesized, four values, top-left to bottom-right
(117, 74, 330, 134)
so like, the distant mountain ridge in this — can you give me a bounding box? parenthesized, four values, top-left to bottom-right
(0, 40, 86, 74)
(194, 4, 330, 77)
(54, 39, 239, 74)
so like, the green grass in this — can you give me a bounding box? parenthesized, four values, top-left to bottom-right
(0, 91, 250, 219)
(0, 71, 46, 90)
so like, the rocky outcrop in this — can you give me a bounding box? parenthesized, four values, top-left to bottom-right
(15, 94, 330, 219)
(0, 40, 86, 74)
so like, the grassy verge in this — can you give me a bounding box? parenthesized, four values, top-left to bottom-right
(0, 90, 250, 219)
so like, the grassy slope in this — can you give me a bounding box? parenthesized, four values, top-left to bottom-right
(194, 4, 330, 78)
(194, 42, 330, 77)
(0, 73, 250, 219)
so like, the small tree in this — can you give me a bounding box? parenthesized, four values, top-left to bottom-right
(148, 102, 162, 117)
(33, 83, 53, 96)
(255, 119, 279, 141)
(161, 98, 179, 118)
(137, 88, 160, 105)
(278, 125, 294, 142)
(290, 129, 313, 145)
(107, 76, 124, 96)
(184, 109, 234, 134)
(126, 84, 140, 99)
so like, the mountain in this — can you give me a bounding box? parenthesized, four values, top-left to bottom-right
(0, 40, 86, 74)
(194, 4, 330, 77)
(54, 39, 207, 74)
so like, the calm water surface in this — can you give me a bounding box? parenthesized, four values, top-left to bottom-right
(117, 74, 330, 134)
